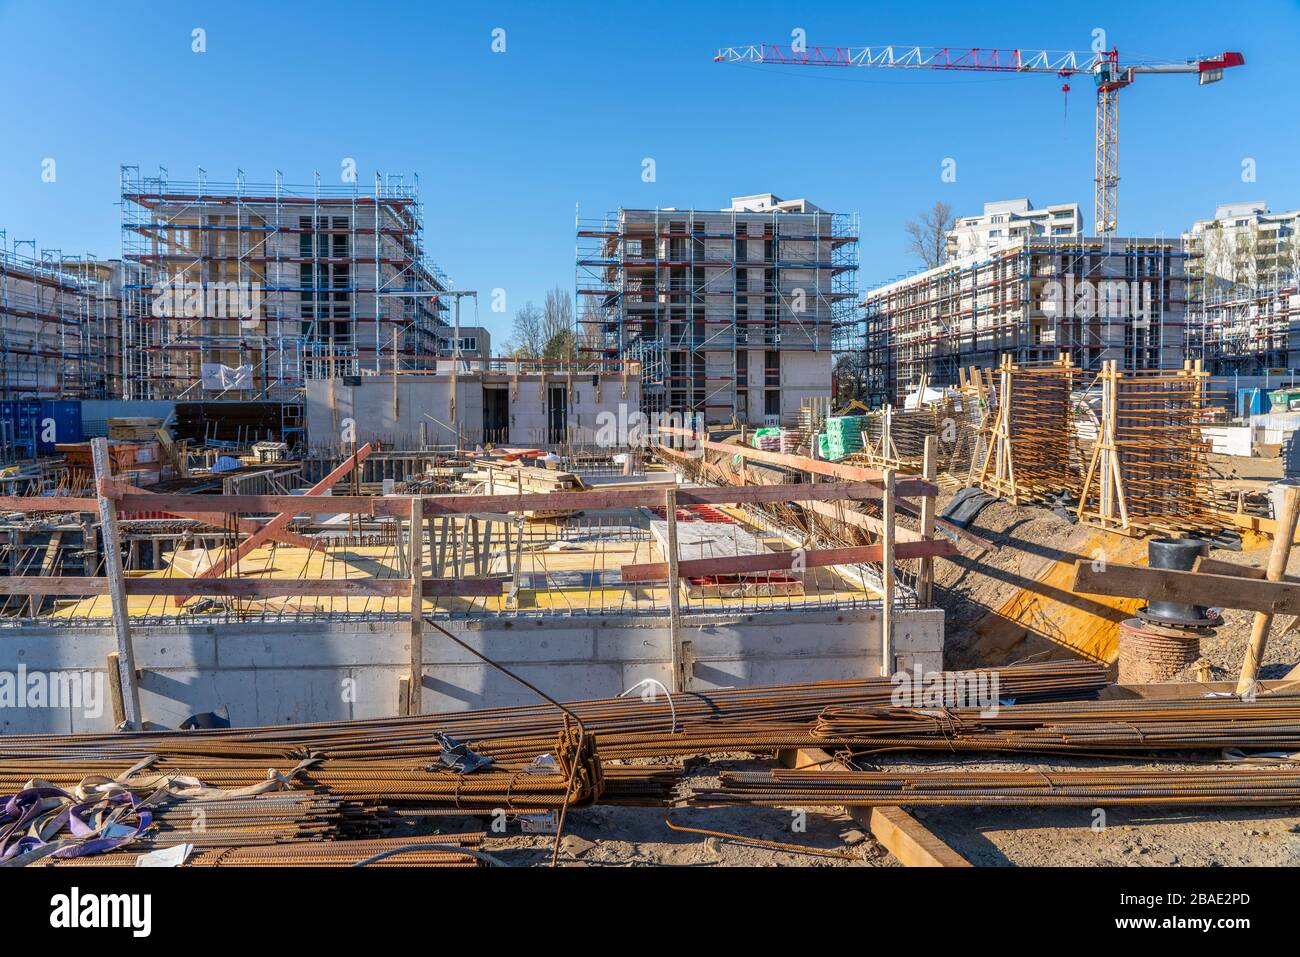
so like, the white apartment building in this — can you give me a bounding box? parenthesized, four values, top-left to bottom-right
(1184, 201, 1300, 291)
(945, 199, 1082, 261)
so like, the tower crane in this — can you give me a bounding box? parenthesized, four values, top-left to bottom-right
(715, 44, 1244, 235)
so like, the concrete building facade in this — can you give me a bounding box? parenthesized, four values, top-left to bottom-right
(577, 194, 858, 426)
(945, 199, 1082, 262)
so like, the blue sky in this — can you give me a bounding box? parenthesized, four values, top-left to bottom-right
(2, 0, 1297, 347)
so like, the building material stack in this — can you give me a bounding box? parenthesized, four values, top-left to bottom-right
(976, 355, 1080, 504)
(1078, 360, 1221, 535)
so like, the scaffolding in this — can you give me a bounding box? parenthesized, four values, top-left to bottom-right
(119, 166, 452, 416)
(0, 231, 117, 401)
(1189, 279, 1299, 374)
(850, 236, 1188, 407)
(576, 200, 858, 424)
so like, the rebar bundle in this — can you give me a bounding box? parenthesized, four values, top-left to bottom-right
(691, 767, 1300, 808)
(1078, 361, 1221, 534)
(977, 356, 1081, 503)
(812, 693, 1300, 754)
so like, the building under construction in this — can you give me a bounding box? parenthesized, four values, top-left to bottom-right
(0, 232, 119, 403)
(119, 167, 453, 419)
(853, 236, 1188, 405)
(576, 194, 858, 425)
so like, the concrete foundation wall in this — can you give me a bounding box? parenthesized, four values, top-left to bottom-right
(0, 608, 943, 732)
(305, 374, 641, 449)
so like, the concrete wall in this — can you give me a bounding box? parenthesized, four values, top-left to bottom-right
(305, 373, 642, 449)
(0, 608, 943, 732)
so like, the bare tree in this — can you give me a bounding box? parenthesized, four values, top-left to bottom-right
(541, 286, 576, 361)
(504, 301, 545, 358)
(905, 201, 956, 269)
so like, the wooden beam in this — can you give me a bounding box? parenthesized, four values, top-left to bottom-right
(0, 576, 502, 598)
(619, 539, 957, 583)
(173, 443, 373, 605)
(1239, 485, 1300, 695)
(92, 438, 141, 729)
(918, 435, 937, 605)
(104, 480, 926, 519)
(778, 747, 970, 867)
(0, 496, 97, 512)
(881, 468, 896, 677)
(665, 486, 684, 692)
(656, 425, 938, 492)
(1072, 560, 1300, 615)
(408, 496, 424, 715)
(110, 480, 320, 551)
(105, 652, 125, 727)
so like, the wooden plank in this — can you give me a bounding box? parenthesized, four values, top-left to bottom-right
(105, 652, 125, 727)
(105, 480, 925, 519)
(0, 496, 97, 512)
(111, 479, 320, 551)
(620, 539, 957, 583)
(1072, 560, 1300, 615)
(665, 487, 684, 692)
(655, 425, 939, 492)
(1239, 485, 1300, 694)
(0, 576, 502, 598)
(408, 496, 424, 715)
(918, 435, 937, 605)
(778, 747, 970, 867)
(29, 531, 61, 616)
(881, 469, 896, 677)
(174, 443, 373, 605)
(93, 438, 142, 729)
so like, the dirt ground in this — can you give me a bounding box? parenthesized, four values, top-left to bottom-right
(928, 484, 1300, 680)
(408, 757, 889, 867)
(410, 751, 1300, 867)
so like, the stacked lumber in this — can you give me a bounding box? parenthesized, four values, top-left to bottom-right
(108, 417, 164, 440)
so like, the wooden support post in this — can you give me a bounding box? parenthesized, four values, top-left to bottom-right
(918, 435, 937, 606)
(397, 676, 411, 718)
(664, 486, 684, 692)
(408, 496, 424, 715)
(105, 652, 126, 727)
(880, 468, 896, 677)
(92, 438, 141, 729)
(1238, 485, 1300, 696)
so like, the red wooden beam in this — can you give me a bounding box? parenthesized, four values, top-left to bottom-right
(655, 426, 919, 488)
(106, 478, 933, 519)
(106, 479, 321, 551)
(620, 539, 958, 582)
(0, 576, 501, 598)
(0, 496, 98, 512)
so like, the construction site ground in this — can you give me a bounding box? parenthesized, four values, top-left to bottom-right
(929, 482, 1300, 679)
(398, 752, 1300, 867)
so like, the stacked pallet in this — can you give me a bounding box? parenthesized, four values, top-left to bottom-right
(820, 415, 866, 461)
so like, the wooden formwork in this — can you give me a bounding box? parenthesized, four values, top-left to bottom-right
(1077, 360, 1223, 536)
(976, 354, 1080, 505)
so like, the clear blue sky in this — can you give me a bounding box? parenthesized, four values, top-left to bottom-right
(2, 0, 1297, 348)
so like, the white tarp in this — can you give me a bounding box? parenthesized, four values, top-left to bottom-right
(201, 363, 252, 391)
